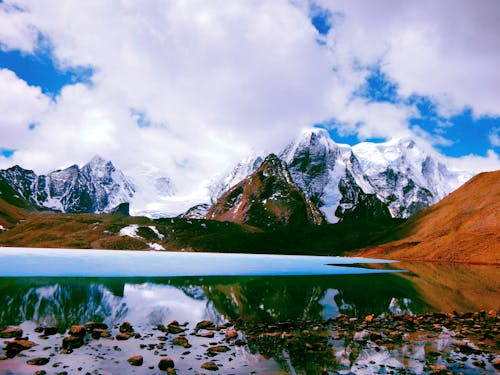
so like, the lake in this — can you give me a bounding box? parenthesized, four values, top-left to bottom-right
(0, 248, 498, 374)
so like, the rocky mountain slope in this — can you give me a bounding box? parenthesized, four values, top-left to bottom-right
(359, 171, 500, 264)
(206, 154, 323, 228)
(0, 156, 134, 214)
(209, 128, 470, 223)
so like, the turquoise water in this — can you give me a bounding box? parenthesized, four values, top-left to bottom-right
(0, 247, 398, 277)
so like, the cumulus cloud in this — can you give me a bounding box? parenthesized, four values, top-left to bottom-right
(0, 0, 499, 197)
(447, 150, 500, 174)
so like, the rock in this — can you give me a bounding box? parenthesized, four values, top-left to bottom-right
(158, 357, 175, 370)
(429, 364, 447, 373)
(207, 345, 230, 354)
(201, 361, 219, 371)
(62, 335, 84, 350)
(84, 322, 108, 331)
(365, 315, 374, 323)
(68, 325, 86, 337)
(492, 357, 500, 370)
(91, 328, 111, 339)
(27, 357, 50, 365)
(119, 322, 134, 333)
(5, 339, 36, 357)
(195, 320, 215, 331)
(198, 331, 215, 338)
(168, 324, 184, 334)
(225, 328, 238, 340)
(0, 326, 23, 338)
(35, 371, 47, 375)
(43, 326, 58, 336)
(127, 355, 143, 366)
(116, 332, 134, 341)
(172, 335, 192, 348)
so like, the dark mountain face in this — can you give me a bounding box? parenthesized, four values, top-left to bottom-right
(206, 154, 323, 228)
(0, 156, 134, 214)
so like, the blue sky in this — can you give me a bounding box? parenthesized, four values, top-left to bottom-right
(0, 0, 499, 182)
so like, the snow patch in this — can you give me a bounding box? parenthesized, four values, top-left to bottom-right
(148, 242, 165, 251)
(119, 224, 140, 238)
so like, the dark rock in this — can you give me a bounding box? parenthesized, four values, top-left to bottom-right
(127, 355, 143, 366)
(158, 357, 175, 370)
(195, 320, 215, 331)
(0, 326, 23, 338)
(27, 357, 50, 365)
(35, 371, 47, 375)
(91, 328, 111, 339)
(68, 325, 86, 337)
(201, 361, 219, 371)
(207, 345, 230, 354)
(84, 322, 108, 331)
(5, 339, 36, 357)
(119, 322, 134, 333)
(116, 332, 134, 341)
(43, 326, 58, 336)
(62, 335, 84, 350)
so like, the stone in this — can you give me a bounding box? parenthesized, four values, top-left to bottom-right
(225, 328, 238, 340)
(119, 322, 134, 333)
(62, 335, 84, 350)
(0, 326, 23, 338)
(201, 361, 219, 371)
(35, 371, 47, 375)
(91, 328, 111, 339)
(43, 326, 58, 336)
(84, 322, 108, 331)
(207, 345, 230, 354)
(116, 332, 134, 341)
(365, 315, 374, 323)
(172, 336, 191, 348)
(198, 331, 215, 338)
(158, 357, 175, 370)
(5, 339, 36, 357)
(195, 320, 215, 331)
(68, 325, 86, 337)
(127, 355, 143, 366)
(27, 357, 50, 365)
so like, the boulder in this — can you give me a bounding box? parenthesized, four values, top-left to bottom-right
(201, 361, 219, 371)
(27, 357, 50, 365)
(62, 335, 84, 350)
(5, 339, 36, 357)
(172, 336, 191, 348)
(195, 320, 215, 331)
(127, 355, 143, 366)
(84, 322, 108, 331)
(119, 322, 134, 333)
(225, 328, 238, 340)
(158, 357, 175, 370)
(207, 345, 230, 354)
(43, 326, 58, 336)
(0, 326, 23, 338)
(68, 325, 86, 337)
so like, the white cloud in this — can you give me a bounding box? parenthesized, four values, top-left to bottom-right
(0, 0, 499, 204)
(0, 68, 51, 150)
(447, 150, 500, 174)
(489, 127, 500, 147)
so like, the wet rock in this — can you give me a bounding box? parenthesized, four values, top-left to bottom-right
(116, 332, 134, 341)
(201, 361, 219, 371)
(0, 326, 23, 338)
(68, 325, 86, 337)
(198, 331, 215, 338)
(127, 355, 143, 366)
(5, 339, 36, 357)
(62, 335, 84, 350)
(158, 357, 175, 370)
(91, 328, 111, 339)
(34, 326, 44, 333)
(457, 343, 481, 355)
(84, 322, 108, 331)
(225, 328, 238, 340)
(27, 357, 50, 365)
(172, 335, 192, 348)
(428, 363, 447, 373)
(119, 322, 134, 333)
(168, 321, 185, 334)
(207, 345, 230, 354)
(195, 320, 215, 331)
(365, 315, 374, 323)
(35, 371, 47, 375)
(43, 326, 58, 336)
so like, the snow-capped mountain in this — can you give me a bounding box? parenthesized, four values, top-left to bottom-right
(208, 128, 471, 223)
(207, 154, 323, 227)
(0, 156, 134, 213)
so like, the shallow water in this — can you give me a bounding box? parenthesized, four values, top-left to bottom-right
(0, 248, 498, 374)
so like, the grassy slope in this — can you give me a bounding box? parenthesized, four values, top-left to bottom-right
(359, 171, 500, 264)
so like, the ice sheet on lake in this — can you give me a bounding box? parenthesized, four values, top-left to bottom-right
(0, 247, 400, 277)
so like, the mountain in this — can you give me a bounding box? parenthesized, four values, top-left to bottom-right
(359, 171, 500, 264)
(0, 156, 134, 214)
(206, 154, 323, 228)
(208, 128, 470, 224)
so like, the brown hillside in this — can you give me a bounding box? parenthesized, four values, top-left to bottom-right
(0, 198, 26, 229)
(360, 171, 500, 264)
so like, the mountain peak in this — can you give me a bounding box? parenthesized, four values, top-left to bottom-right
(87, 155, 111, 168)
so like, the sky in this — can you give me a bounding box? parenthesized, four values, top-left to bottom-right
(0, 0, 499, 194)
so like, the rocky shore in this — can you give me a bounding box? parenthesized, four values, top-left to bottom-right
(0, 311, 499, 374)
